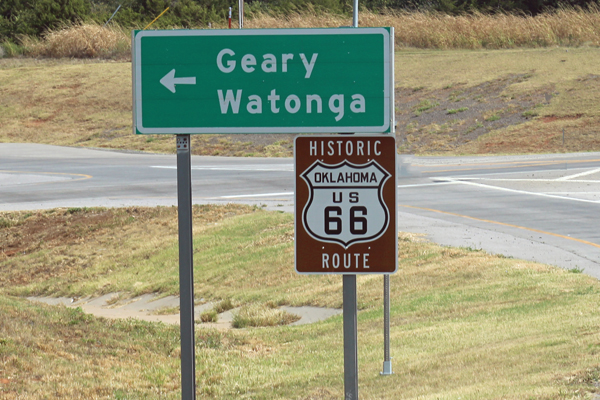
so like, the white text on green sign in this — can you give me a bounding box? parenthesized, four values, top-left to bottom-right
(133, 28, 393, 134)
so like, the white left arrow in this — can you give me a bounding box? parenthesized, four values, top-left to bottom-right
(160, 69, 197, 93)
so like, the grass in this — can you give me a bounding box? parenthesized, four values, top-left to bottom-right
(3, 206, 600, 398)
(447, 107, 469, 114)
(485, 113, 502, 121)
(213, 298, 236, 313)
(3, 45, 600, 156)
(395, 46, 600, 154)
(199, 309, 218, 323)
(1, 9, 600, 156)
(414, 99, 440, 116)
(3, 33, 600, 156)
(9, 7, 600, 59)
(232, 303, 301, 328)
(20, 22, 131, 59)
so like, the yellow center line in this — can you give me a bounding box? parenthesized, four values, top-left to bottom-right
(400, 204, 600, 250)
(0, 170, 93, 182)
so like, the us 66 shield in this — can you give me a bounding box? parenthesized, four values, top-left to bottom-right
(295, 135, 397, 274)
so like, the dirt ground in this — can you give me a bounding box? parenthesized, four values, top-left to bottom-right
(2, 54, 599, 157)
(195, 73, 598, 156)
(394, 74, 554, 153)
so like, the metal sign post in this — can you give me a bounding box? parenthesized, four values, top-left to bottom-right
(294, 135, 397, 399)
(176, 135, 196, 400)
(381, 274, 392, 375)
(132, 27, 395, 399)
(343, 274, 358, 399)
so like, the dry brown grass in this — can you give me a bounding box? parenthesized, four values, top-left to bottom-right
(232, 303, 301, 327)
(21, 22, 131, 59)
(244, 9, 350, 28)
(5, 9, 600, 156)
(15, 6, 600, 59)
(2, 46, 599, 156)
(383, 6, 600, 49)
(228, 6, 600, 49)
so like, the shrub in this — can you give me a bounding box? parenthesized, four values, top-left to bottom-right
(22, 22, 130, 58)
(0, 40, 25, 57)
(0, 0, 90, 41)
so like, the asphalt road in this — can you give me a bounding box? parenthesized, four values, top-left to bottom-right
(1, 143, 599, 277)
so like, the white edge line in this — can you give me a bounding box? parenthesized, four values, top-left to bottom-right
(442, 177, 600, 183)
(398, 181, 460, 188)
(437, 178, 600, 204)
(150, 166, 293, 171)
(219, 192, 293, 199)
(556, 167, 600, 181)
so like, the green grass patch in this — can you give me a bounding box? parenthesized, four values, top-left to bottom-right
(447, 107, 469, 114)
(414, 99, 439, 116)
(0, 40, 25, 57)
(3, 206, 600, 398)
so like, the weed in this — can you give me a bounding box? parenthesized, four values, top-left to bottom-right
(405, 122, 419, 133)
(447, 107, 469, 115)
(415, 100, 439, 116)
(462, 246, 482, 252)
(213, 298, 235, 314)
(200, 309, 218, 323)
(569, 266, 584, 273)
(465, 122, 485, 134)
(196, 329, 224, 350)
(232, 303, 300, 328)
(113, 390, 127, 400)
(1, 40, 24, 57)
(153, 306, 179, 315)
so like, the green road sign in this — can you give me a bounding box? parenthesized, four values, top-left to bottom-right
(132, 28, 394, 134)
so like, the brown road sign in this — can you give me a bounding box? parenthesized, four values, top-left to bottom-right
(295, 135, 397, 274)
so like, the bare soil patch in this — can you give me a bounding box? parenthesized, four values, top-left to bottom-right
(2, 50, 600, 156)
(395, 74, 554, 153)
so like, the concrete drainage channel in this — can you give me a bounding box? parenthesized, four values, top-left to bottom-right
(27, 293, 342, 329)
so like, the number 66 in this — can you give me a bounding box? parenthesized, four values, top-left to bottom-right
(324, 206, 367, 235)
